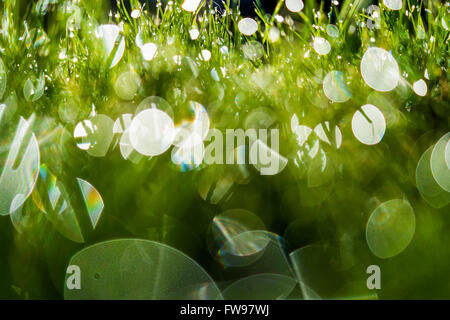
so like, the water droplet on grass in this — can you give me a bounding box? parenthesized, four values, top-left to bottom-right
(314, 122, 342, 149)
(383, 0, 402, 10)
(199, 49, 211, 61)
(360, 47, 399, 92)
(238, 18, 258, 36)
(23, 73, 45, 102)
(189, 28, 200, 40)
(313, 37, 331, 55)
(171, 137, 205, 172)
(130, 9, 141, 18)
(322, 71, 351, 103)
(242, 41, 264, 60)
(181, 0, 202, 12)
(73, 114, 114, 157)
(416, 145, 450, 208)
(173, 101, 209, 148)
(141, 42, 157, 61)
(413, 79, 427, 96)
(136, 96, 174, 119)
(351, 104, 386, 145)
(64, 239, 222, 299)
(366, 199, 415, 259)
(222, 273, 297, 299)
(326, 24, 339, 38)
(96, 24, 125, 68)
(129, 108, 175, 156)
(268, 27, 280, 43)
(430, 133, 450, 192)
(286, 0, 304, 12)
(0, 57, 6, 99)
(114, 71, 141, 100)
(36, 165, 84, 243)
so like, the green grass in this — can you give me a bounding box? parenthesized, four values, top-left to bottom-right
(0, 0, 447, 119)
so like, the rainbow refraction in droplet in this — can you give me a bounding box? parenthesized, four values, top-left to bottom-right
(173, 101, 210, 149)
(39, 164, 61, 212)
(35, 164, 84, 243)
(77, 178, 104, 228)
(322, 71, 352, 103)
(171, 141, 204, 172)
